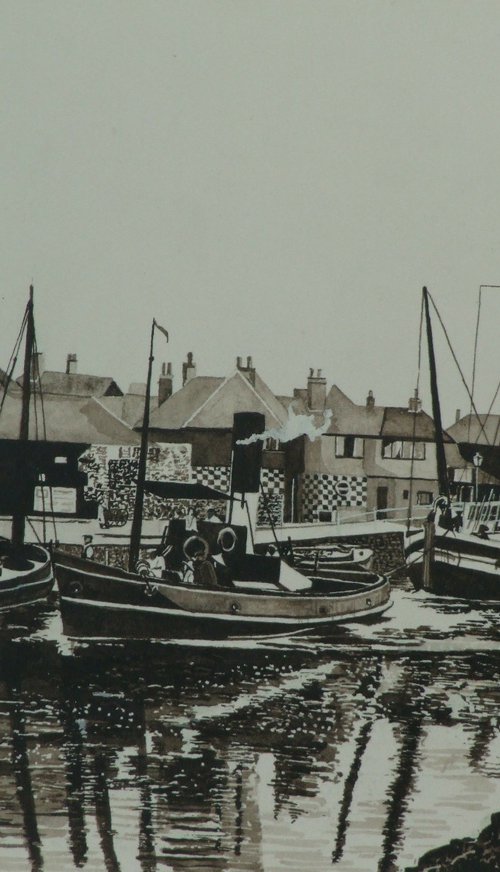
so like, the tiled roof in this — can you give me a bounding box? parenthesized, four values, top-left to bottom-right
(324, 385, 385, 436)
(382, 407, 453, 442)
(16, 371, 123, 398)
(100, 393, 159, 428)
(0, 393, 139, 445)
(148, 377, 224, 430)
(447, 414, 500, 446)
(148, 370, 287, 432)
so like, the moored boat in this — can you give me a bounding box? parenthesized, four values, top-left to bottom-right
(54, 540, 391, 639)
(0, 287, 54, 612)
(53, 320, 391, 638)
(404, 287, 500, 600)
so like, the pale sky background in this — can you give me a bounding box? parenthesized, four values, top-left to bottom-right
(1, 0, 500, 426)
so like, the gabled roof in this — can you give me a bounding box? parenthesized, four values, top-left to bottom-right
(0, 393, 139, 445)
(148, 376, 224, 430)
(16, 371, 123, 398)
(147, 369, 287, 432)
(324, 384, 385, 437)
(322, 384, 453, 441)
(447, 414, 500, 447)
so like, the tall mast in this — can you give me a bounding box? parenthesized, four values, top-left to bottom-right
(12, 286, 35, 546)
(423, 286, 450, 500)
(128, 320, 156, 572)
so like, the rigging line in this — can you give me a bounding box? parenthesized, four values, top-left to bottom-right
(0, 309, 29, 414)
(26, 516, 42, 545)
(427, 291, 493, 448)
(468, 285, 483, 443)
(407, 295, 425, 530)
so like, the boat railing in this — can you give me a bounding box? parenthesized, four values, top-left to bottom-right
(332, 505, 429, 527)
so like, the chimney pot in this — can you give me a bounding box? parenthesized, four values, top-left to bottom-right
(236, 356, 242, 368)
(182, 353, 196, 386)
(247, 356, 253, 369)
(408, 389, 422, 413)
(366, 390, 375, 408)
(66, 353, 78, 375)
(455, 408, 461, 423)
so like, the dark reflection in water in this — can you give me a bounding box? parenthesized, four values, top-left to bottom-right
(0, 590, 498, 871)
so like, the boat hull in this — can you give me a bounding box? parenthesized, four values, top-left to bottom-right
(54, 550, 391, 639)
(405, 531, 500, 600)
(0, 541, 54, 612)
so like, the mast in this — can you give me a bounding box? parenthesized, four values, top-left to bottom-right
(128, 320, 156, 572)
(423, 287, 450, 500)
(11, 286, 35, 546)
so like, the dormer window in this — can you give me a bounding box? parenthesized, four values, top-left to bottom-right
(335, 436, 364, 458)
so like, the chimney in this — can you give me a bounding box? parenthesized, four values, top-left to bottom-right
(307, 368, 327, 410)
(455, 408, 461, 423)
(366, 390, 375, 409)
(158, 361, 173, 405)
(182, 352, 196, 386)
(408, 389, 422, 413)
(66, 353, 78, 375)
(31, 351, 45, 381)
(236, 354, 256, 387)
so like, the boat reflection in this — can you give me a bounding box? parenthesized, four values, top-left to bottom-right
(0, 635, 498, 871)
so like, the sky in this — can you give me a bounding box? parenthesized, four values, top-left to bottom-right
(1, 0, 500, 426)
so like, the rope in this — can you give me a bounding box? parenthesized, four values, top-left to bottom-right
(427, 291, 493, 448)
(468, 285, 483, 443)
(0, 308, 29, 415)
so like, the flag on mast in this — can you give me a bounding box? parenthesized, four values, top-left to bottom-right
(154, 319, 169, 341)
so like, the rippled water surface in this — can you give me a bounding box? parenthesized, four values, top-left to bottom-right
(0, 581, 499, 871)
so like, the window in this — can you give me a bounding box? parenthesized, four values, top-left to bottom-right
(335, 436, 364, 458)
(417, 491, 433, 505)
(382, 439, 426, 460)
(264, 438, 282, 451)
(403, 490, 409, 500)
(54, 456, 67, 464)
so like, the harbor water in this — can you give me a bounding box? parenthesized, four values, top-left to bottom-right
(0, 579, 499, 872)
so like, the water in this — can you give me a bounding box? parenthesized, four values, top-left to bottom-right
(0, 580, 499, 872)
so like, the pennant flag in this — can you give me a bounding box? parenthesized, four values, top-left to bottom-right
(154, 320, 169, 341)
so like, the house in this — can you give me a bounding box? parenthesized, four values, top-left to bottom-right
(144, 354, 304, 524)
(445, 413, 500, 501)
(16, 352, 123, 398)
(293, 370, 451, 522)
(0, 389, 140, 518)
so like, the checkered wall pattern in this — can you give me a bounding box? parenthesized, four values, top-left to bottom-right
(300, 473, 367, 521)
(257, 468, 285, 526)
(191, 466, 231, 493)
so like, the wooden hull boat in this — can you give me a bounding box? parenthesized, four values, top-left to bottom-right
(0, 540, 54, 612)
(0, 289, 55, 613)
(403, 289, 500, 601)
(405, 528, 500, 600)
(54, 546, 391, 639)
(289, 544, 373, 573)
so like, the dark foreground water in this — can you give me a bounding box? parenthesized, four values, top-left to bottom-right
(0, 581, 499, 872)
